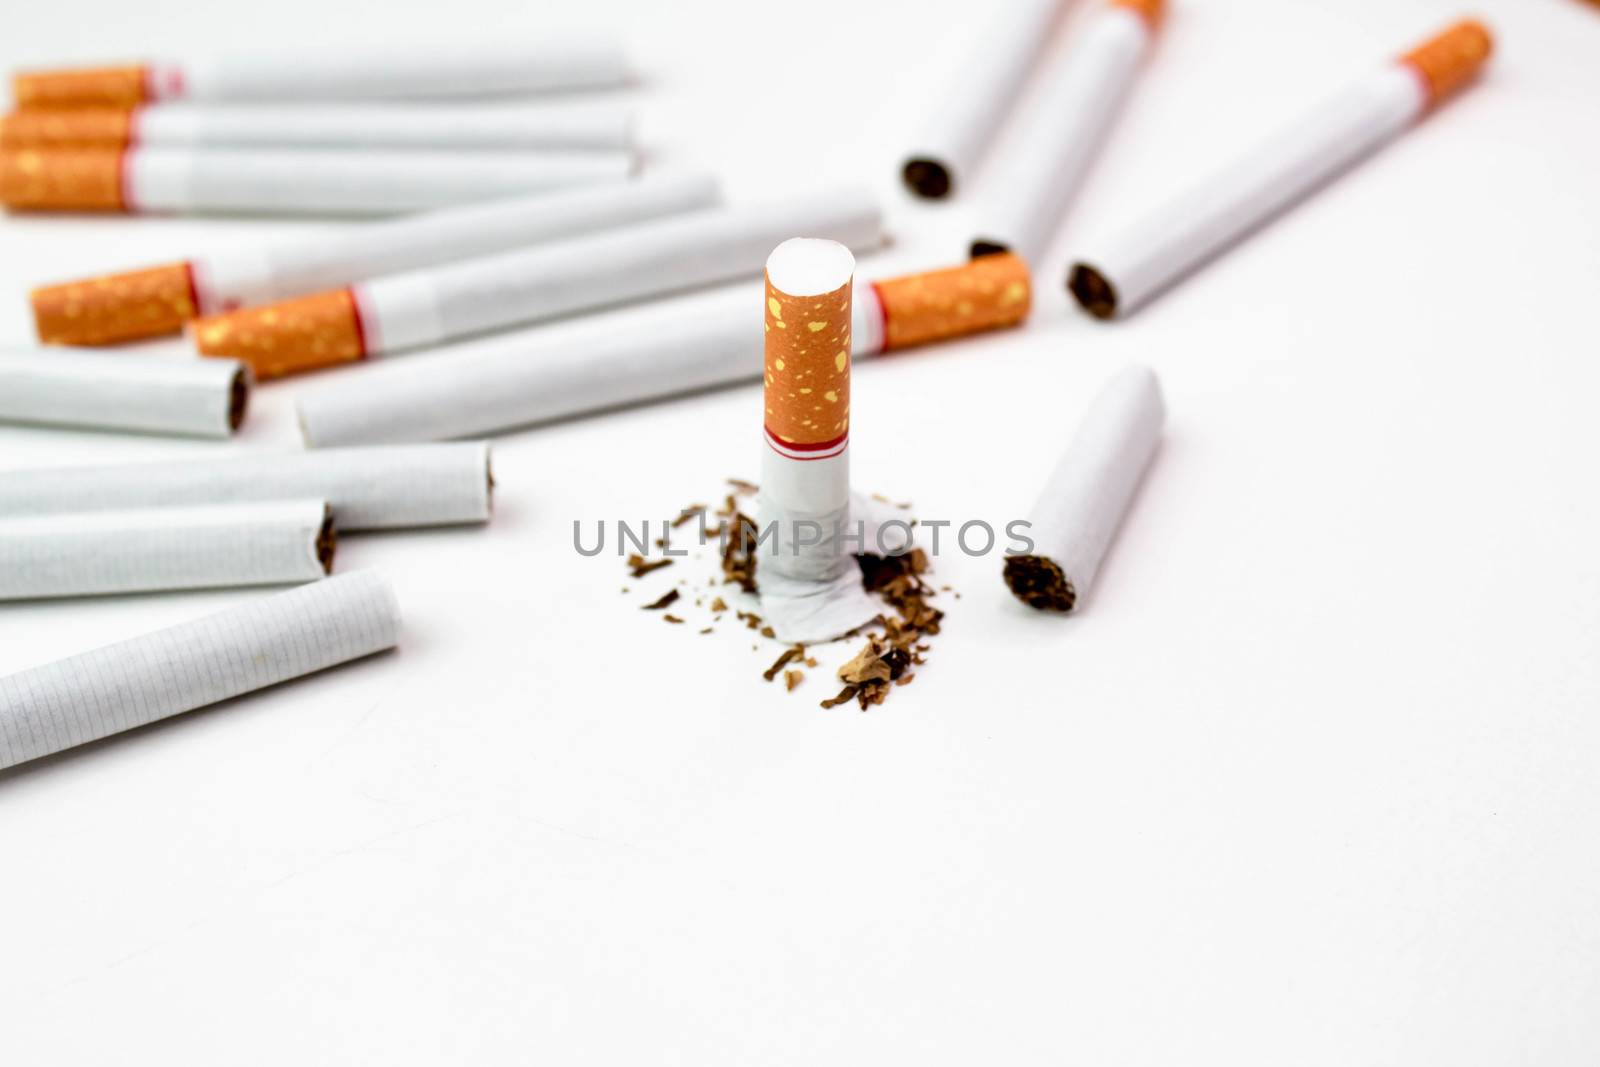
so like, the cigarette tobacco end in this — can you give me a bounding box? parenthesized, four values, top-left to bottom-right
(316, 506, 338, 575)
(902, 158, 952, 200)
(1003, 555, 1077, 613)
(1067, 263, 1119, 320)
(227, 365, 250, 433)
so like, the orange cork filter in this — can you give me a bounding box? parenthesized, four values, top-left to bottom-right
(192, 289, 367, 381)
(1401, 19, 1493, 106)
(32, 263, 197, 346)
(764, 268, 851, 450)
(872, 252, 1032, 351)
(0, 148, 124, 212)
(0, 109, 134, 150)
(11, 66, 149, 109)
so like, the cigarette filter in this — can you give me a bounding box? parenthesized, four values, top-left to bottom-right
(0, 145, 633, 216)
(1004, 365, 1163, 611)
(971, 0, 1163, 264)
(295, 254, 1032, 447)
(0, 348, 248, 438)
(0, 570, 400, 771)
(31, 173, 719, 346)
(10, 39, 628, 108)
(756, 238, 856, 584)
(0, 499, 333, 601)
(0, 442, 492, 531)
(1067, 19, 1493, 318)
(901, 0, 1068, 198)
(0, 101, 635, 153)
(192, 188, 884, 380)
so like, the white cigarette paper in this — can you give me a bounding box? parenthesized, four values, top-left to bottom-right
(0, 570, 400, 771)
(347, 188, 883, 356)
(0, 499, 333, 601)
(0, 442, 492, 531)
(902, 0, 1068, 198)
(1004, 365, 1164, 611)
(973, 1, 1159, 264)
(157, 41, 628, 100)
(122, 101, 635, 152)
(1066, 20, 1493, 317)
(120, 146, 633, 216)
(193, 172, 718, 313)
(0, 348, 248, 438)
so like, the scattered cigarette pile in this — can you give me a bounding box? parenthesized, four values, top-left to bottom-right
(0, 14, 1495, 770)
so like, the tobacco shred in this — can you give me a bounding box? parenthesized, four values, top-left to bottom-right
(628, 553, 674, 579)
(763, 646, 805, 682)
(784, 670, 803, 691)
(720, 512, 759, 593)
(663, 614, 685, 624)
(642, 589, 680, 611)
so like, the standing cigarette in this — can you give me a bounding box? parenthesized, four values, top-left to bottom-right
(0, 442, 492, 531)
(30, 173, 719, 346)
(0, 348, 248, 438)
(1004, 365, 1164, 611)
(971, 0, 1163, 264)
(0, 570, 400, 771)
(191, 189, 884, 380)
(757, 238, 856, 583)
(295, 253, 1032, 447)
(1067, 19, 1493, 318)
(0, 101, 635, 153)
(0, 145, 633, 216)
(0, 499, 333, 601)
(901, 0, 1069, 198)
(9, 39, 628, 109)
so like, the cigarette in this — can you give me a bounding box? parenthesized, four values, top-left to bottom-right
(1067, 19, 1493, 318)
(30, 172, 719, 346)
(0, 570, 400, 771)
(0, 101, 635, 153)
(756, 238, 856, 583)
(0, 348, 248, 438)
(0, 145, 633, 216)
(0, 499, 333, 601)
(1004, 365, 1164, 611)
(9, 39, 628, 109)
(294, 253, 1031, 447)
(0, 442, 492, 531)
(901, 0, 1069, 198)
(191, 188, 884, 380)
(970, 0, 1163, 264)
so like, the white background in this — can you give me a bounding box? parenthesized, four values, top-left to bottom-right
(1, 0, 1597, 1062)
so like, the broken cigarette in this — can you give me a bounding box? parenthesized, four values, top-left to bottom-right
(0, 499, 333, 601)
(970, 0, 1163, 264)
(0, 348, 249, 438)
(30, 172, 718, 346)
(901, 0, 1069, 198)
(0, 570, 400, 771)
(191, 188, 885, 380)
(294, 253, 1031, 447)
(1067, 19, 1493, 318)
(1004, 365, 1164, 612)
(0, 442, 492, 531)
(0, 100, 635, 153)
(0, 145, 632, 216)
(10, 39, 628, 108)
(757, 238, 856, 584)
